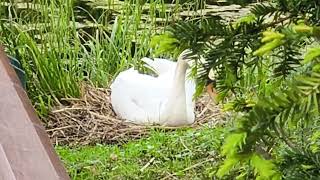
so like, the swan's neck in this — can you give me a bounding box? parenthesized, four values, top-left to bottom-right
(161, 60, 188, 126)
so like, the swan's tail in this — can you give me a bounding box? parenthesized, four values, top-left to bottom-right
(141, 57, 153, 65)
(141, 57, 159, 75)
(141, 57, 176, 75)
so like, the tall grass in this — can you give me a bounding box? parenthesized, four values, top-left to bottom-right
(1, 0, 82, 115)
(0, 0, 204, 116)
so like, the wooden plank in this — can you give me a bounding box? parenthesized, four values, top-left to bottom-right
(0, 45, 70, 180)
(0, 145, 16, 180)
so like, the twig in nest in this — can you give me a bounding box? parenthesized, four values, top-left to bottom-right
(160, 158, 216, 180)
(46, 125, 76, 132)
(180, 137, 191, 152)
(46, 84, 225, 145)
(140, 157, 155, 172)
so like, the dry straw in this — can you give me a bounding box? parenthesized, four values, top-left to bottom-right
(46, 85, 225, 146)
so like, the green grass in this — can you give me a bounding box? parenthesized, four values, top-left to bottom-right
(0, 0, 195, 116)
(57, 126, 227, 179)
(1, 1, 227, 179)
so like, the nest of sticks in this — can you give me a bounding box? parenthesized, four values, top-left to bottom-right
(45, 85, 225, 146)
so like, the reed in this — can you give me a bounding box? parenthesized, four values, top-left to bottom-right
(0, 0, 202, 116)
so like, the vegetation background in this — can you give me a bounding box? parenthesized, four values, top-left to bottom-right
(1, 0, 320, 179)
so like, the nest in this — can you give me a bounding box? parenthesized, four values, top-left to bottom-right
(45, 85, 225, 146)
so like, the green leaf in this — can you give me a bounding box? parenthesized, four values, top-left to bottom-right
(236, 171, 248, 180)
(261, 31, 285, 43)
(216, 155, 241, 178)
(233, 13, 257, 28)
(253, 39, 284, 56)
(310, 131, 320, 153)
(303, 47, 320, 64)
(150, 33, 179, 56)
(293, 24, 313, 34)
(221, 132, 247, 156)
(250, 153, 281, 180)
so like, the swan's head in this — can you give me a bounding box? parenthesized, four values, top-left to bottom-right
(177, 49, 193, 69)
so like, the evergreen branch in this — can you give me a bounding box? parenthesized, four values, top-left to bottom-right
(274, 123, 298, 152)
(262, 15, 293, 29)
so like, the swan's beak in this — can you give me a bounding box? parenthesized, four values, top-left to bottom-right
(178, 49, 194, 69)
(179, 49, 192, 58)
(178, 49, 192, 62)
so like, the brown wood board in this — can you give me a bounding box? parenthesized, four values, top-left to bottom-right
(0, 45, 70, 180)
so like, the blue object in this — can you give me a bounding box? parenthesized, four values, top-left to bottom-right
(8, 55, 26, 89)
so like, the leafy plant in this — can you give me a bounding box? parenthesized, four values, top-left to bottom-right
(152, 0, 320, 178)
(0, 0, 181, 115)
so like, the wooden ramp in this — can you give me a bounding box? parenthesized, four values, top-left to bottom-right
(0, 46, 70, 180)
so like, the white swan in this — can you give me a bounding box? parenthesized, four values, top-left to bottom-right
(110, 50, 196, 126)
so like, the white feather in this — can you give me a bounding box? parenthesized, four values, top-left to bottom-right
(110, 51, 196, 126)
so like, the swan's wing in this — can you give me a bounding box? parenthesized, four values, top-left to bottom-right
(110, 69, 152, 123)
(141, 57, 176, 75)
(110, 68, 170, 124)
